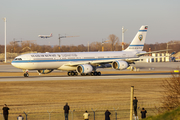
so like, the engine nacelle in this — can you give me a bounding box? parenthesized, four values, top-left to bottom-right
(76, 64, 93, 74)
(37, 69, 54, 74)
(112, 61, 129, 70)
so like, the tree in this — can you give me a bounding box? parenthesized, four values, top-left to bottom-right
(90, 42, 101, 51)
(0, 45, 4, 53)
(161, 72, 180, 110)
(108, 34, 119, 51)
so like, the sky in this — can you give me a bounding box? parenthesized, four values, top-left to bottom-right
(0, 0, 180, 46)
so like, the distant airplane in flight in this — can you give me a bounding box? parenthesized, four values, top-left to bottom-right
(38, 33, 52, 38)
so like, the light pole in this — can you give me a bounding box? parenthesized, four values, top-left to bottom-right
(122, 26, 127, 50)
(3, 17, 7, 63)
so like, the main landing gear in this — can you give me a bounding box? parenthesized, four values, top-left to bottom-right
(67, 71, 101, 76)
(67, 71, 78, 76)
(91, 71, 101, 76)
(23, 70, 29, 77)
(81, 71, 101, 76)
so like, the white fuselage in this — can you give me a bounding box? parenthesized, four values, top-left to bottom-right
(11, 51, 139, 71)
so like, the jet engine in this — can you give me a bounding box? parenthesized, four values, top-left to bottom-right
(37, 69, 54, 74)
(76, 64, 93, 74)
(112, 61, 129, 70)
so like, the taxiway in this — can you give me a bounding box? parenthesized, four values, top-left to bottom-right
(0, 62, 179, 82)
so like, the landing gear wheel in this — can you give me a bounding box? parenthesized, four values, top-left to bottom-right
(75, 72, 78, 76)
(71, 71, 75, 76)
(81, 73, 85, 76)
(24, 73, 29, 77)
(67, 72, 71, 76)
(97, 72, 101, 76)
(93, 72, 97, 76)
(90, 72, 94, 76)
(68, 71, 78, 76)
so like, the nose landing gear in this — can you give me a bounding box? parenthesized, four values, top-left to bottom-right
(23, 70, 29, 77)
(24, 72, 29, 77)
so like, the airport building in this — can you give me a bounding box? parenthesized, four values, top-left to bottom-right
(138, 53, 174, 63)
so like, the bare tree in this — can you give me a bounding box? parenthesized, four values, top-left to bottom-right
(90, 42, 101, 51)
(161, 72, 180, 110)
(108, 34, 119, 51)
(3, 39, 180, 53)
(0, 45, 4, 53)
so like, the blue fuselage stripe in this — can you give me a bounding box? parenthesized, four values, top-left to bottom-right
(129, 45, 144, 46)
(11, 57, 126, 63)
(139, 30, 147, 32)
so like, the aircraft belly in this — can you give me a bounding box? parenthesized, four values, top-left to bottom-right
(57, 62, 77, 71)
(14, 62, 60, 70)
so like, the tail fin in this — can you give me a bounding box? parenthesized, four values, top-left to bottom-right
(50, 33, 52, 37)
(125, 25, 148, 51)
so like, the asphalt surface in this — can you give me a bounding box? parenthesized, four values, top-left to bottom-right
(0, 73, 173, 82)
(0, 62, 179, 81)
(0, 62, 179, 72)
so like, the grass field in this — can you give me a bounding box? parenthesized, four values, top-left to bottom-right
(0, 73, 167, 120)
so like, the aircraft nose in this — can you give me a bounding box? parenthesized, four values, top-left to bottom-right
(11, 61, 18, 68)
(11, 61, 15, 66)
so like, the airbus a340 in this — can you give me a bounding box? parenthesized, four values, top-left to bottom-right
(12, 25, 149, 77)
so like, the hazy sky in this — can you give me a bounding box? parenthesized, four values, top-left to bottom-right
(0, 0, 180, 46)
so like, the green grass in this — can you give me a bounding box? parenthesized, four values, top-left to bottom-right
(144, 106, 180, 120)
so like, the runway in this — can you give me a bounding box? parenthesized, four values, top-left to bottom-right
(0, 72, 173, 82)
(0, 62, 180, 72)
(0, 62, 179, 82)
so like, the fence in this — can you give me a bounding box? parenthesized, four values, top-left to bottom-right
(0, 103, 164, 120)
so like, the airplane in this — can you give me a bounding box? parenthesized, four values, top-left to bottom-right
(12, 25, 149, 77)
(38, 33, 52, 38)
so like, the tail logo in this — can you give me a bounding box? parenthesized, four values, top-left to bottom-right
(138, 34, 143, 41)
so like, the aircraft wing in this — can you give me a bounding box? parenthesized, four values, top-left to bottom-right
(65, 53, 169, 67)
(90, 58, 139, 64)
(65, 58, 139, 66)
(65, 60, 112, 66)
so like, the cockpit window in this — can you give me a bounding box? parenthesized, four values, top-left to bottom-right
(14, 58, 22, 60)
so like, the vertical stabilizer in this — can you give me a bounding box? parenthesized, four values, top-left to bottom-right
(125, 25, 148, 51)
